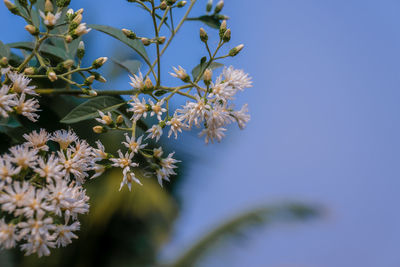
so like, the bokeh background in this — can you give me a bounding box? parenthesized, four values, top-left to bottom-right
(1, 0, 400, 266)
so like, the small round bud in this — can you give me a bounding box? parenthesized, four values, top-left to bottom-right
(47, 70, 58, 82)
(93, 126, 105, 134)
(214, 0, 224, 13)
(177, 1, 186, 7)
(222, 28, 231, 42)
(200, 28, 208, 42)
(66, 8, 74, 18)
(24, 67, 35, 75)
(122, 28, 136, 39)
(203, 68, 212, 85)
(0, 57, 8, 67)
(24, 25, 39, 35)
(166, 0, 176, 6)
(116, 115, 124, 125)
(44, 0, 53, 13)
(229, 44, 244, 57)
(72, 13, 82, 25)
(160, 1, 167, 10)
(77, 41, 85, 59)
(75, 8, 84, 15)
(65, 35, 73, 43)
(4, 0, 19, 15)
(96, 75, 107, 83)
(84, 75, 95, 85)
(62, 59, 74, 69)
(88, 90, 97, 97)
(206, 0, 213, 12)
(144, 77, 154, 90)
(92, 57, 108, 69)
(102, 114, 113, 125)
(141, 37, 151, 46)
(157, 36, 166, 45)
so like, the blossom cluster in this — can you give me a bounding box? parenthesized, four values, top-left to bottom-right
(0, 129, 97, 257)
(0, 69, 40, 122)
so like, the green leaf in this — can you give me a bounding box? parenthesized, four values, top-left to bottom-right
(0, 41, 10, 58)
(60, 96, 126, 124)
(187, 15, 222, 29)
(31, 7, 41, 28)
(14, 1, 29, 18)
(112, 59, 141, 75)
(169, 203, 320, 267)
(0, 116, 21, 129)
(7, 42, 70, 60)
(89, 24, 149, 62)
(192, 61, 223, 80)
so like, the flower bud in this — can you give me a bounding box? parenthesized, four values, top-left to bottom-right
(116, 115, 124, 125)
(200, 28, 208, 42)
(77, 41, 85, 59)
(122, 28, 136, 39)
(141, 37, 151, 46)
(62, 59, 74, 69)
(229, 44, 244, 57)
(24, 24, 39, 35)
(4, 0, 19, 15)
(93, 126, 105, 134)
(216, 14, 229, 20)
(65, 35, 73, 43)
(96, 75, 107, 83)
(72, 13, 82, 25)
(160, 1, 167, 10)
(47, 70, 57, 82)
(56, 0, 71, 8)
(203, 68, 212, 85)
(92, 57, 108, 69)
(66, 8, 74, 19)
(177, 1, 186, 7)
(88, 90, 97, 97)
(166, 0, 176, 5)
(24, 67, 35, 75)
(102, 114, 113, 125)
(206, 0, 213, 12)
(219, 20, 227, 38)
(222, 28, 231, 42)
(0, 57, 8, 67)
(214, 0, 224, 13)
(75, 8, 84, 15)
(44, 0, 53, 13)
(157, 36, 166, 45)
(144, 77, 154, 90)
(84, 75, 95, 85)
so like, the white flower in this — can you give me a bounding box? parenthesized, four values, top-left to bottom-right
(127, 96, 148, 121)
(7, 144, 37, 169)
(23, 129, 50, 151)
(20, 188, 53, 218)
(176, 96, 210, 128)
(208, 76, 236, 102)
(54, 221, 80, 247)
(62, 185, 89, 222)
(15, 94, 40, 122)
(57, 149, 89, 184)
(148, 98, 166, 121)
(204, 103, 232, 129)
(91, 164, 105, 179)
(155, 168, 170, 187)
(0, 181, 32, 214)
(222, 66, 252, 91)
(154, 150, 179, 187)
(0, 219, 18, 249)
(129, 72, 145, 90)
(166, 114, 186, 139)
(199, 126, 227, 144)
(119, 170, 142, 191)
(95, 110, 113, 125)
(51, 129, 77, 150)
(231, 104, 250, 129)
(39, 11, 62, 27)
(8, 72, 37, 95)
(122, 134, 147, 153)
(75, 23, 91, 36)
(0, 156, 21, 183)
(34, 154, 64, 182)
(0, 85, 17, 118)
(93, 141, 107, 161)
(170, 66, 189, 81)
(146, 124, 163, 142)
(110, 150, 138, 170)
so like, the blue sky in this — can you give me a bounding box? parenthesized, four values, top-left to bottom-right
(2, 1, 400, 266)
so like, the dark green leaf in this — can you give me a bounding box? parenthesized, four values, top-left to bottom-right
(154, 90, 168, 97)
(0, 116, 21, 129)
(0, 41, 10, 58)
(192, 62, 223, 80)
(187, 15, 221, 29)
(112, 59, 141, 75)
(89, 24, 149, 62)
(31, 7, 41, 28)
(60, 96, 126, 124)
(7, 42, 70, 60)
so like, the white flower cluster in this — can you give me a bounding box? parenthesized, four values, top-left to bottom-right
(128, 66, 252, 144)
(0, 129, 101, 257)
(0, 69, 40, 122)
